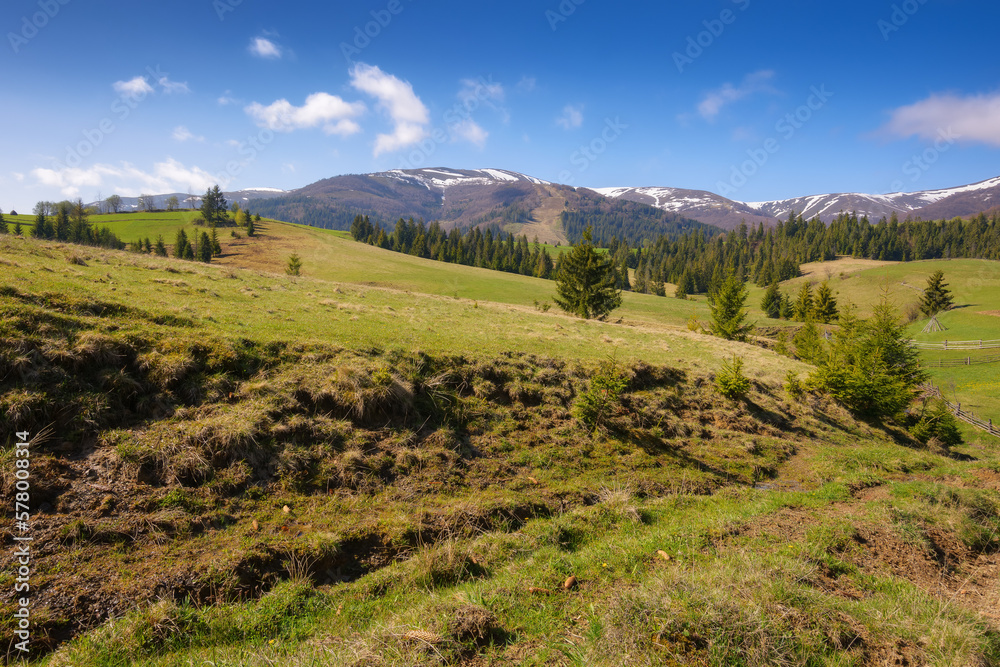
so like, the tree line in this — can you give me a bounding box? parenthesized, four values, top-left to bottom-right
(350, 215, 559, 280)
(5, 200, 126, 249)
(614, 209, 1000, 298)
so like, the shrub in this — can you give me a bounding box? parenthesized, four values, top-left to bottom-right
(715, 354, 751, 400)
(574, 361, 628, 430)
(910, 400, 963, 448)
(784, 371, 805, 400)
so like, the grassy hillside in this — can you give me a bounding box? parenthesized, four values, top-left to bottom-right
(3, 226, 1000, 666)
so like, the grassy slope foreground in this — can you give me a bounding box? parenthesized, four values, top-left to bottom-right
(1, 231, 1000, 666)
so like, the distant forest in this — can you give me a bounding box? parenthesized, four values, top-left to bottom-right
(632, 210, 1000, 296)
(350, 216, 560, 281)
(350, 208, 1000, 298)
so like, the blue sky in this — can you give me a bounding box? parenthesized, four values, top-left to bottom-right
(2, 0, 1000, 212)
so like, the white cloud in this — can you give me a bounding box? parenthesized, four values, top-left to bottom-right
(697, 70, 777, 121)
(249, 37, 282, 59)
(517, 76, 537, 93)
(459, 78, 504, 105)
(158, 77, 190, 94)
(30, 159, 217, 198)
(882, 92, 1000, 147)
(172, 126, 205, 142)
(113, 76, 154, 98)
(218, 91, 240, 106)
(349, 62, 430, 156)
(556, 104, 584, 130)
(245, 92, 366, 135)
(450, 119, 488, 149)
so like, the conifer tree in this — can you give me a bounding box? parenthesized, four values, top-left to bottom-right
(709, 273, 754, 342)
(13, 218, 22, 236)
(761, 281, 782, 319)
(210, 226, 222, 256)
(174, 229, 190, 259)
(554, 227, 622, 320)
(674, 274, 688, 300)
(246, 215, 256, 237)
(154, 235, 167, 257)
(813, 281, 839, 323)
(286, 253, 302, 276)
(55, 205, 70, 241)
(32, 210, 48, 239)
(793, 283, 814, 321)
(0, 212, 7, 234)
(198, 231, 213, 263)
(780, 293, 794, 320)
(919, 270, 954, 316)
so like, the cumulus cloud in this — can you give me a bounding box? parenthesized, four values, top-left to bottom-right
(349, 63, 429, 156)
(158, 77, 190, 94)
(450, 119, 488, 149)
(172, 126, 204, 142)
(697, 70, 777, 121)
(556, 104, 584, 130)
(30, 159, 217, 198)
(113, 76, 154, 98)
(244, 92, 366, 136)
(249, 37, 282, 59)
(881, 92, 1000, 147)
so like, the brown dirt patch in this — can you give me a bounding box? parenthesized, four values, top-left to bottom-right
(979, 310, 1000, 318)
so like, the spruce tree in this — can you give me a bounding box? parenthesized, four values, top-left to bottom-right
(919, 270, 953, 316)
(793, 283, 814, 321)
(674, 274, 688, 300)
(813, 281, 839, 323)
(246, 215, 256, 237)
(174, 229, 190, 259)
(13, 219, 22, 236)
(286, 253, 302, 276)
(709, 273, 755, 342)
(55, 206, 70, 241)
(780, 293, 794, 320)
(198, 232, 213, 263)
(32, 211, 48, 239)
(554, 227, 622, 320)
(154, 235, 167, 257)
(210, 226, 222, 256)
(761, 281, 782, 319)
(0, 212, 6, 234)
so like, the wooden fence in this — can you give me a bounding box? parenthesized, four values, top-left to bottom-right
(912, 339, 1000, 351)
(922, 384, 1000, 438)
(923, 354, 1000, 368)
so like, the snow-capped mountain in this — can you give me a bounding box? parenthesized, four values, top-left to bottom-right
(589, 186, 777, 230)
(598, 176, 1000, 226)
(377, 168, 550, 190)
